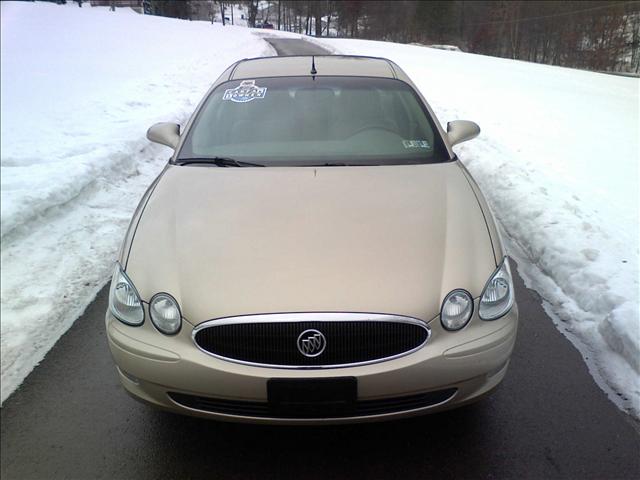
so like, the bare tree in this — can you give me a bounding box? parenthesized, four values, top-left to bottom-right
(223, 0, 638, 72)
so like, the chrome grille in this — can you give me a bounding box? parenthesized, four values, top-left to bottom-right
(192, 313, 430, 368)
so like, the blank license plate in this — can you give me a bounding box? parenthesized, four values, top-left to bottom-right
(267, 377, 357, 416)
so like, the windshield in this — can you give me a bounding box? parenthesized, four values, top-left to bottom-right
(177, 76, 450, 166)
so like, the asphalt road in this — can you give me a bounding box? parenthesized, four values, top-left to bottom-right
(2, 38, 639, 480)
(264, 37, 331, 56)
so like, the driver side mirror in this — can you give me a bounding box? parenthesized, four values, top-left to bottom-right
(447, 120, 480, 147)
(147, 122, 180, 150)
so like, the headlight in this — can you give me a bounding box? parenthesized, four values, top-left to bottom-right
(109, 263, 144, 326)
(441, 289, 473, 331)
(479, 257, 515, 320)
(149, 293, 182, 335)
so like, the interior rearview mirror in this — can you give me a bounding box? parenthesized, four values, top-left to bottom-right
(147, 122, 180, 150)
(447, 120, 480, 147)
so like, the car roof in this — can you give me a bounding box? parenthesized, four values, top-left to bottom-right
(229, 55, 400, 80)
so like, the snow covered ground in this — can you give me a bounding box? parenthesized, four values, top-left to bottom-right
(300, 35, 639, 416)
(0, 1, 273, 403)
(1, 2, 638, 417)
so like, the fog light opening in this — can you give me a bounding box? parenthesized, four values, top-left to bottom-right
(118, 367, 140, 385)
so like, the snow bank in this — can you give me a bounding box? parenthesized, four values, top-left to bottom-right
(0, 1, 271, 402)
(305, 36, 639, 415)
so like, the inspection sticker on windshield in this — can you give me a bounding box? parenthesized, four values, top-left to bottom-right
(223, 80, 267, 103)
(403, 140, 430, 149)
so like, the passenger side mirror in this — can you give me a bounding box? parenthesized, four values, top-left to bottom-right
(147, 122, 180, 150)
(446, 120, 480, 147)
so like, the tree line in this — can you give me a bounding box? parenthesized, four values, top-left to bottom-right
(147, 1, 640, 73)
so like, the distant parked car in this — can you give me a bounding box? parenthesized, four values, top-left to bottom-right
(262, 22, 274, 29)
(106, 55, 518, 424)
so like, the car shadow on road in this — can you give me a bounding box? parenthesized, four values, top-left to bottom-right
(143, 400, 496, 479)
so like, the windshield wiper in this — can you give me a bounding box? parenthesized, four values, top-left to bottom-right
(177, 157, 265, 167)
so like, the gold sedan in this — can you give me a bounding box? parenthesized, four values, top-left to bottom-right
(106, 55, 518, 424)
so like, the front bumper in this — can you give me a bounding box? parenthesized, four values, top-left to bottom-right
(106, 303, 518, 424)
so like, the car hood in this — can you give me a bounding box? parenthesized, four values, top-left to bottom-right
(126, 163, 497, 325)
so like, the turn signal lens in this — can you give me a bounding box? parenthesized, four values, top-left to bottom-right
(109, 263, 144, 326)
(479, 257, 515, 320)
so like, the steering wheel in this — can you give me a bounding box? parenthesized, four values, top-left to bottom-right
(347, 124, 398, 137)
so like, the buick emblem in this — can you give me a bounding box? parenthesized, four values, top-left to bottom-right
(296, 329, 326, 357)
